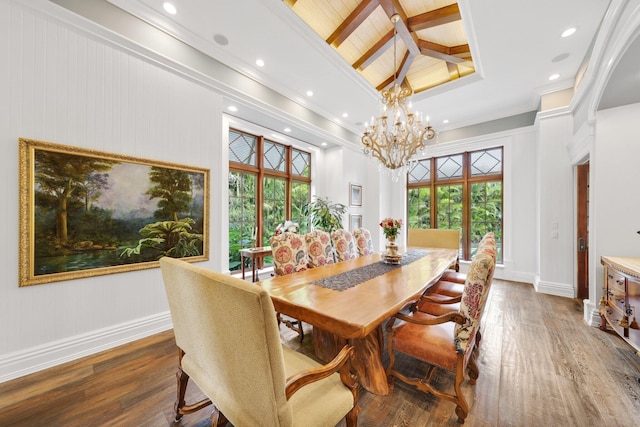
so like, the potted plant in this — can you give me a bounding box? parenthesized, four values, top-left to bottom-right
(301, 196, 348, 232)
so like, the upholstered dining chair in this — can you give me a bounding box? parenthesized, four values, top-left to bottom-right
(331, 229, 357, 262)
(385, 249, 495, 424)
(305, 229, 335, 267)
(269, 231, 309, 341)
(418, 233, 497, 349)
(434, 232, 497, 295)
(407, 228, 461, 271)
(160, 257, 360, 427)
(353, 227, 374, 257)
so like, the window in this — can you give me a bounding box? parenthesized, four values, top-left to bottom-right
(407, 147, 503, 262)
(228, 129, 311, 271)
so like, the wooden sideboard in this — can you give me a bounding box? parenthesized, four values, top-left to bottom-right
(600, 256, 640, 354)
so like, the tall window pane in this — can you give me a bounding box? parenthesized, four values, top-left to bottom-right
(408, 187, 431, 228)
(263, 176, 286, 242)
(471, 181, 503, 261)
(436, 184, 463, 230)
(228, 172, 256, 270)
(291, 181, 310, 234)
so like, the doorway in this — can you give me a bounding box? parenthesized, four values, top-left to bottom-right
(577, 163, 589, 299)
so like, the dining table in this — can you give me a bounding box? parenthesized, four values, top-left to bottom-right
(256, 247, 459, 395)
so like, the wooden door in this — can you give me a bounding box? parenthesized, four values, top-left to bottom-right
(577, 163, 589, 299)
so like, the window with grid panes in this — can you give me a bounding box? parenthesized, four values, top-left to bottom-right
(407, 147, 503, 262)
(228, 129, 311, 272)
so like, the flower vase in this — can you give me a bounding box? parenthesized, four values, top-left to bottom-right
(386, 236, 398, 256)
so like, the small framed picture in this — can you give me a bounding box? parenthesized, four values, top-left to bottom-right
(350, 183, 362, 207)
(350, 214, 363, 232)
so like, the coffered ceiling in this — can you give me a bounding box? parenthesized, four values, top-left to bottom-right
(285, 0, 474, 94)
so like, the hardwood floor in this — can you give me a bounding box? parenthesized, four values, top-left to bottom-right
(1, 279, 640, 426)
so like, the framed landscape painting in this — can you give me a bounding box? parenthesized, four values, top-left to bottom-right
(18, 138, 209, 287)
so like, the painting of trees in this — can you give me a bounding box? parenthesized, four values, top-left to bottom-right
(34, 150, 118, 243)
(19, 138, 209, 287)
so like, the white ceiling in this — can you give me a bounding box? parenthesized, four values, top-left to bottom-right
(103, 0, 613, 149)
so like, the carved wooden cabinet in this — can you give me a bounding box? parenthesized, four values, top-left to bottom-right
(600, 256, 640, 354)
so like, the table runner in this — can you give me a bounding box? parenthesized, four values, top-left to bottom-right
(311, 249, 431, 291)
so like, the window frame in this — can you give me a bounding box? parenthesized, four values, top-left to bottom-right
(407, 147, 503, 261)
(229, 128, 311, 262)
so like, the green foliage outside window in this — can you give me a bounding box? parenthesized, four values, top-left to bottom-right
(228, 172, 256, 270)
(407, 148, 503, 262)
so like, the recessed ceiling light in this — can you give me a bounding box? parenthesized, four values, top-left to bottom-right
(227, 106, 238, 112)
(256, 58, 264, 67)
(342, 113, 349, 118)
(284, 128, 292, 133)
(549, 73, 560, 81)
(306, 90, 314, 97)
(321, 142, 328, 146)
(443, 119, 449, 124)
(561, 27, 577, 38)
(163, 2, 177, 15)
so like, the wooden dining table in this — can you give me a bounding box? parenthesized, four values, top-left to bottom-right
(256, 247, 458, 395)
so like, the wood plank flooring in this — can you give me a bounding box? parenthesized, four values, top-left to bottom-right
(1, 279, 640, 426)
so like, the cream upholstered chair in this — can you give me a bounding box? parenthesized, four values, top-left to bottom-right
(385, 249, 495, 424)
(305, 229, 335, 267)
(269, 232, 309, 341)
(353, 227, 374, 257)
(160, 257, 359, 426)
(331, 229, 357, 262)
(407, 228, 461, 271)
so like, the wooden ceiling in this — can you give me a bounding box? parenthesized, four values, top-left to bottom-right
(285, 0, 474, 95)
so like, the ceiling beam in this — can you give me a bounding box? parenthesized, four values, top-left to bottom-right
(377, 0, 421, 57)
(417, 40, 472, 65)
(376, 50, 412, 91)
(408, 4, 461, 31)
(326, 0, 379, 47)
(353, 29, 394, 70)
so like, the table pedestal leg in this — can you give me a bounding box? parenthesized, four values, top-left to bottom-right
(312, 325, 389, 395)
(351, 326, 389, 395)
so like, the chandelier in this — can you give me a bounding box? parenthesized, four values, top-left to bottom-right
(361, 14, 435, 181)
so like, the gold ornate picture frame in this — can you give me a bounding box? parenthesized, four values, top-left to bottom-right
(18, 138, 210, 287)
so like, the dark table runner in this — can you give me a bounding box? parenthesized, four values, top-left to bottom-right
(311, 249, 431, 291)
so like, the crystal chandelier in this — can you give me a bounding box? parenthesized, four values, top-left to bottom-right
(361, 14, 435, 181)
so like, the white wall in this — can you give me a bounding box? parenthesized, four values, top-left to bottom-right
(594, 103, 640, 273)
(535, 111, 575, 297)
(0, 0, 223, 381)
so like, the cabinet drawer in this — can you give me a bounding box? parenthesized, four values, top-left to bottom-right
(607, 270, 626, 314)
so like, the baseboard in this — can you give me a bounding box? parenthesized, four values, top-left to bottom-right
(584, 300, 604, 328)
(534, 277, 575, 298)
(0, 312, 173, 384)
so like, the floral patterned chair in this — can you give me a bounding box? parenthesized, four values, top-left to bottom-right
(385, 249, 495, 424)
(417, 232, 496, 349)
(353, 228, 374, 257)
(330, 229, 357, 262)
(305, 230, 336, 267)
(269, 232, 309, 341)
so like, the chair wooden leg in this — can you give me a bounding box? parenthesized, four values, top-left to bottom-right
(454, 361, 469, 424)
(277, 312, 305, 342)
(174, 349, 212, 422)
(467, 353, 479, 384)
(210, 404, 229, 426)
